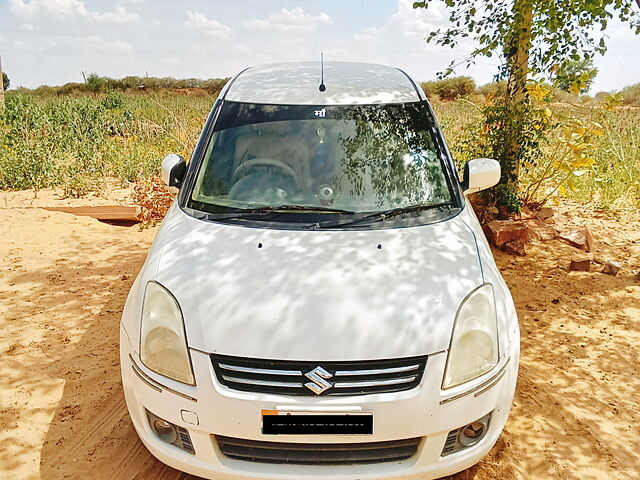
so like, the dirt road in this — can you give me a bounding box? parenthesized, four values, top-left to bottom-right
(1, 196, 639, 480)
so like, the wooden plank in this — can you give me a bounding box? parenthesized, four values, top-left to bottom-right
(41, 205, 141, 221)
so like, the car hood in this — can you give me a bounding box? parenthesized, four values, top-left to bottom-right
(156, 209, 483, 361)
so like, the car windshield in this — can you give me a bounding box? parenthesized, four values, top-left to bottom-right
(188, 101, 453, 216)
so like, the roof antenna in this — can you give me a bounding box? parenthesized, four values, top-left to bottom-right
(319, 52, 326, 92)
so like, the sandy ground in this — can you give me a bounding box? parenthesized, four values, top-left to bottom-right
(1, 189, 639, 480)
(0, 182, 134, 209)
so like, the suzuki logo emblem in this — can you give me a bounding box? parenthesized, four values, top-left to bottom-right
(304, 366, 333, 395)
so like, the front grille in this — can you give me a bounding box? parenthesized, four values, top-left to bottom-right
(216, 435, 421, 465)
(211, 354, 427, 396)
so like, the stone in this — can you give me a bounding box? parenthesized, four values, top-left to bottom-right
(602, 260, 622, 276)
(536, 207, 554, 220)
(559, 227, 594, 252)
(519, 206, 536, 219)
(525, 219, 557, 242)
(569, 259, 591, 272)
(502, 240, 527, 256)
(483, 220, 529, 247)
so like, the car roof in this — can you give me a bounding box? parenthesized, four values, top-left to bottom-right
(223, 61, 424, 106)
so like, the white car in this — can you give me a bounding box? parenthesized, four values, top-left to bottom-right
(120, 61, 519, 479)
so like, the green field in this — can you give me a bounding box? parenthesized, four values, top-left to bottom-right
(1, 89, 638, 210)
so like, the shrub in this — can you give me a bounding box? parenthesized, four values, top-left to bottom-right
(620, 83, 640, 106)
(551, 58, 598, 94)
(86, 73, 107, 95)
(102, 90, 126, 110)
(421, 76, 476, 100)
(549, 87, 581, 104)
(0, 95, 58, 189)
(56, 82, 87, 96)
(202, 78, 228, 95)
(14, 75, 230, 97)
(477, 81, 507, 98)
(0, 93, 140, 193)
(594, 91, 611, 103)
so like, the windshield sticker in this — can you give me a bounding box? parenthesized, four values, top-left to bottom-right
(314, 108, 326, 118)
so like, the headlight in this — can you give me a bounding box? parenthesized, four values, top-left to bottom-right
(140, 281, 195, 385)
(442, 284, 498, 389)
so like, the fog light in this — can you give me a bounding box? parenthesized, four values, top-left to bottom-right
(463, 422, 484, 439)
(152, 418, 178, 444)
(460, 421, 485, 446)
(146, 410, 195, 454)
(441, 412, 492, 456)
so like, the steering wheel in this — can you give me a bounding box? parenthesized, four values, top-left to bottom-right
(231, 158, 299, 189)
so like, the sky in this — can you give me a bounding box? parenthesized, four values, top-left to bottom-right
(0, 0, 638, 92)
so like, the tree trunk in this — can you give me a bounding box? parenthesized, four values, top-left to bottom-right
(503, 0, 533, 185)
(507, 1, 533, 105)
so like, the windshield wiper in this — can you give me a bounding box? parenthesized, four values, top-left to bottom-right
(308, 202, 454, 229)
(201, 205, 356, 221)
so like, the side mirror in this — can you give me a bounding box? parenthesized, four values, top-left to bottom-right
(461, 158, 501, 195)
(161, 154, 186, 188)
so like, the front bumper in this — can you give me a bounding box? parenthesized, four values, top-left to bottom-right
(120, 324, 519, 480)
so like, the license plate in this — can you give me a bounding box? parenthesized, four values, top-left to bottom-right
(261, 410, 373, 435)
